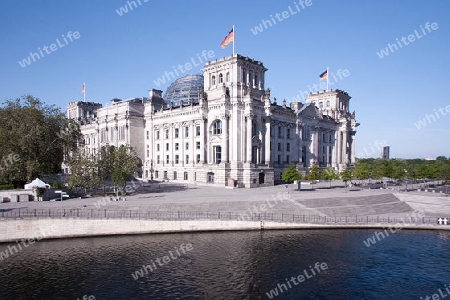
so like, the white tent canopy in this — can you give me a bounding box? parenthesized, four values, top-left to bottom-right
(24, 178, 50, 189)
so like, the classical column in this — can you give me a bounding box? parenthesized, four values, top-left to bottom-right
(310, 128, 316, 165)
(350, 133, 355, 164)
(170, 125, 174, 166)
(297, 123, 302, 166)
(149, 119, 154, 172)
(246, 115, 253, 163)
(343, 131, 348, 164)
(190, 121, 195, 166)
(264, 120, 271, 164)
(201, 119, 207, 163)
(222, 115, 229, 163)
(180, 125, 184, 166)
(336, 131, 341, 166)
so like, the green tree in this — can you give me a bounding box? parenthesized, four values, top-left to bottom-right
(108, 145, 141, 196)
(322, 167, 338, 187)
(67, 151, 101, 195)
(440, 163, 450, 184)
(281, 164, 303, 183)
(0, 95, 82, 187)
(353, 161, 369, 181)
(340, 167, 353, 190)
(307, 164, 320, 180)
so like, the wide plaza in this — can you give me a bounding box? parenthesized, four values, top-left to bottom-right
(1, 181, 449, 219)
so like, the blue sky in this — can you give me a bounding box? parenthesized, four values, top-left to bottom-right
(1, 0, 449, 159)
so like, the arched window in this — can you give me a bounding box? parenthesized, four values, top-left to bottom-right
(213, 120, 222, 135)
(226, 72, 230, 82)
(219, 73, 223, 83)
(254, 75, 258, 87)
(212, 75, 216, 85)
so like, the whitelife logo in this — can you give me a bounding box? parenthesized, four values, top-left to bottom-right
(265, 262, 328, 298)
(250, 0, 313, 35)
(131, 243, 193, 280)
(18, 31, 81, 68)
(376, 22, 438, 59)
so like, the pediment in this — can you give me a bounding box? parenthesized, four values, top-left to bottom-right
(297, 103, 323, 119)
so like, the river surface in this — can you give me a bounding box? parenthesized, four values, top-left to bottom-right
(0, 229, 449, 299)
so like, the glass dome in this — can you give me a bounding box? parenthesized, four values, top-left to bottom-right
(163, 74, 204, 107)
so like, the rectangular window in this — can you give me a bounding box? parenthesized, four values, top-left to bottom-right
(287, 129, 290, 139)
(286, 155, 290, 164)
(175, 155, 179, 164)
(166, 155, 169, 164)
(173, 171, 177, 180)
(165, 130, 169, 139)
(287, 143, 290, 152)
(156, 144, 160, 151)
(278, 126, 282, 138)
(155, 171, 159, 178)
(214, 146, 222, 164)
(213, 121, 222, 135)
(146, 131, 149, 140)
(196, 154, 201, 163)
(166, 143, 169, 151)
(147, 150, 149, 157)
(185, 155, 189, 164)
(184, 172, 188, 180)
(185, 127, 189, 137)
(196, 125, 201, 136)
(196, 141, 200, 149)
(185, 142, 189, 150)
(175, 143, 179, 150)
(278, 143, 281, 151)
(164, 171, 167, 179)
(157, 155, 160, 164)
(175, 128, 179, 138)
(156, 130, 160, 140)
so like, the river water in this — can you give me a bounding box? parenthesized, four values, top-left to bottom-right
(0, 229, 449, 299)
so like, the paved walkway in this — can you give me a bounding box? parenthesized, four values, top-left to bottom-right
(1, 183, 449, 218)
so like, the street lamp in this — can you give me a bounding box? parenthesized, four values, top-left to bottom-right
(404, 169, 408, 192)
(149, 160, 154, 184)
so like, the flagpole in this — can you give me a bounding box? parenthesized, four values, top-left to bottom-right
(232, 25, 235, 56)
(84, 83, 86, 102)
(326, 68, 329, 91)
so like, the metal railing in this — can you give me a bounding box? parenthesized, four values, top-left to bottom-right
(0, 208, 443, 226)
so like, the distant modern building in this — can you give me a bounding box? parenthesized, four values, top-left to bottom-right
(66, 54, 359, 187)
(382, 146, 390, 159)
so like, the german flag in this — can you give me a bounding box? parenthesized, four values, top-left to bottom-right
(220, 28, 234, 49)
(319, 70, 328, 81)
(81, 84, 85, 94)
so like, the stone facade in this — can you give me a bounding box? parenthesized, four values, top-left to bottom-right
(66, 54, 359, 188)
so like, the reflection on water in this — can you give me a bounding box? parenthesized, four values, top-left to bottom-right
(0, 229, 448, 299)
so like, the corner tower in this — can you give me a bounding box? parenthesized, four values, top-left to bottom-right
(201, 54, 268, 103)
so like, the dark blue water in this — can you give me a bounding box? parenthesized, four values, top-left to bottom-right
(0, 229, 449, 299)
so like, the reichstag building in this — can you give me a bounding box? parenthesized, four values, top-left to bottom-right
(66, 54, 359, 188)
